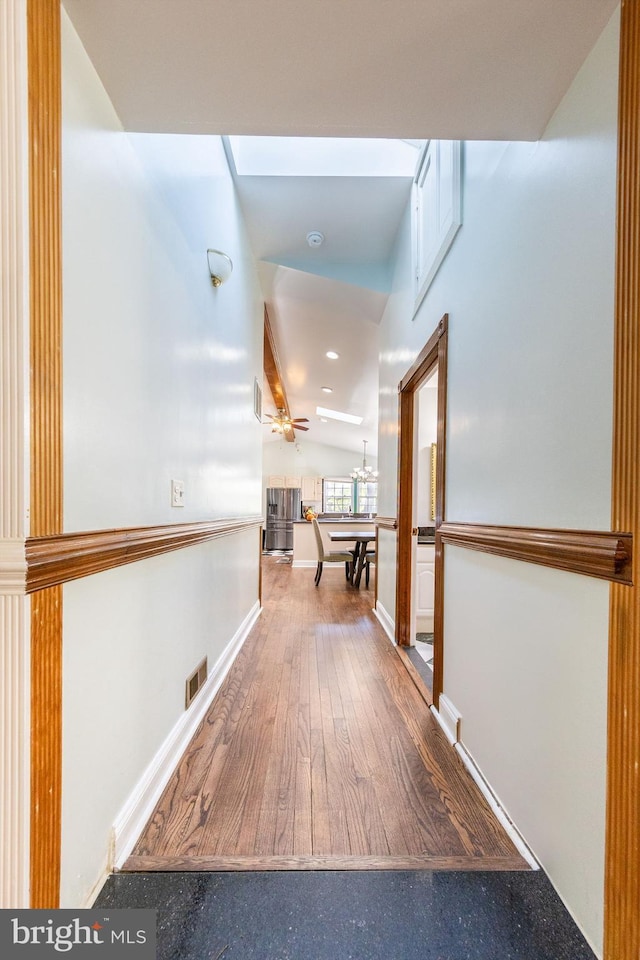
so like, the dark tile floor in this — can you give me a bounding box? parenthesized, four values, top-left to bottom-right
(407, 644, 433, 694)
(95, 870, 598, 960)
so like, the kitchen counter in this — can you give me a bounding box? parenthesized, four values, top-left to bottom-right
(294, 517, 377, 524)
(417, 525, 436, 544)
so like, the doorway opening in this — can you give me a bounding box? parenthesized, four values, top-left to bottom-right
(395, 314, 448, 707)
(411, 366, 439, 691)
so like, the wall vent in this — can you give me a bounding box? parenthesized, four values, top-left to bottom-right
(185, 656, 208, 709)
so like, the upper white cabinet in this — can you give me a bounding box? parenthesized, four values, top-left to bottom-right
(412, 140, 462, 315)
(267, 475, 301, 489)
(301, 476, 323, 500)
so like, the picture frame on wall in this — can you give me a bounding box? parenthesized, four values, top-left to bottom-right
(254, 377, 262, 422)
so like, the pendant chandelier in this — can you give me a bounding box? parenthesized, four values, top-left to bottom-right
(350, 440, 378, 482)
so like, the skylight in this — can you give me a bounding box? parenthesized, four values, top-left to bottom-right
(228, 137, 421, 178)
(316, 406, 363, 425)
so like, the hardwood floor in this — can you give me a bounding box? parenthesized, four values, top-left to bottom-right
(123, 557, 528, 872)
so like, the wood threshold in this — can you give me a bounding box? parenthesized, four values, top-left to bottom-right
(121, 854, 530, 873)
(25, 516, 263, 593)
(439, 521, 632, 585)
(395, 646, 432, 708)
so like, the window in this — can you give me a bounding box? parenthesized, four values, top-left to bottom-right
(323, 480, 353, 514)
(413, 140, 462, 315)
(322, 479, 378, 515)
(356, 481, 377, 516)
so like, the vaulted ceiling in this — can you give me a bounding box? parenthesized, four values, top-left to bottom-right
(62, 1, 617, 141)
(62, 0, 618, 456)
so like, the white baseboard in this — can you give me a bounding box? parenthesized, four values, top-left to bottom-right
(431, 693, 461, 745)
(83, 855, 111, 908)
(454, 741, 540, 870)
(373, 601, 396, 644)
(430, 693, 538, 870)
(112, 600, 261, 868)
(292, 560, 317, 568)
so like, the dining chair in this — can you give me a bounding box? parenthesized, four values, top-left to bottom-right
(364, 548, 376, 588)
(312, 518, 354, 586)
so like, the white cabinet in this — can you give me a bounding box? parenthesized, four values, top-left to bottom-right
(416, 544, 435, 631)
(301, 476, 323, 500)
(268, 475, 301, 489)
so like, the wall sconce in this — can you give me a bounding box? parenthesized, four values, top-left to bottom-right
(207, 249, 233, 287)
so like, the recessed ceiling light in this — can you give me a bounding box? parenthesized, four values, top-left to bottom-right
(326, 351, 339, 360)
(316, 405, 363, 425)
(307, 231, 324, 247)
(321, 386, 333, 393)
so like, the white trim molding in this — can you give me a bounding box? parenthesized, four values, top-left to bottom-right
(0, 0, 30, 909)
(112, 600, 262, 868)
(454, 741, 539, 870)
(431, 695, 538, 869)
(0, 539, 27, 594)
(431, 693, 462, 745)
(373, 600, 396, 644)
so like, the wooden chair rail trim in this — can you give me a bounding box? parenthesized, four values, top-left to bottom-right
(375, 516, 398, 530)
(439, 521, 633, 585)
(25, 516, 264, 593)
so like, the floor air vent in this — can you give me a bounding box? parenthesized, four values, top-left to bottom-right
(185, 656, 208, 709)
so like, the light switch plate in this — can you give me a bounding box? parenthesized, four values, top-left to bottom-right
(171, 479, 185, 507)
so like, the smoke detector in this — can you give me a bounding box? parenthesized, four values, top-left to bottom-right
(306, 231, 324, 247)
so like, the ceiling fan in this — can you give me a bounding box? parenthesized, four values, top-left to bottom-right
(264, 408, 309, 439)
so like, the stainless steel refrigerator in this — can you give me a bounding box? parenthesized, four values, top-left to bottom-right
(265, 487, 300, 551)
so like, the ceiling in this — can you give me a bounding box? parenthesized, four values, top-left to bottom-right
(62, 1, 617, 141)
(62, 0, 618, 457)
(234, 168, 411, 457)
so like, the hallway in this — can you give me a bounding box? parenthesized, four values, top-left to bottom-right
(125, 556, 527, 871)
(97, 560, 598, 959)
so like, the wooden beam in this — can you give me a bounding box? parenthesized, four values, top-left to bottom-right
(263, 305, 295, 442)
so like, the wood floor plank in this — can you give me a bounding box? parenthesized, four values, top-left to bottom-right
(126, 558, 529, 871)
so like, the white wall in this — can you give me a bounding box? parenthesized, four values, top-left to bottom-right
(61, 11, 263, 905)
(377, 10, 618, 956)
(263, 436, 377, 482)
(262, 436, 377, 512)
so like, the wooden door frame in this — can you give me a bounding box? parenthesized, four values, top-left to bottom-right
(396, 314, 448, 706)
(605, 3, 640, 955)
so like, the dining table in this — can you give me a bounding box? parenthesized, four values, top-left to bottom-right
(328, 530, 376, 588)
